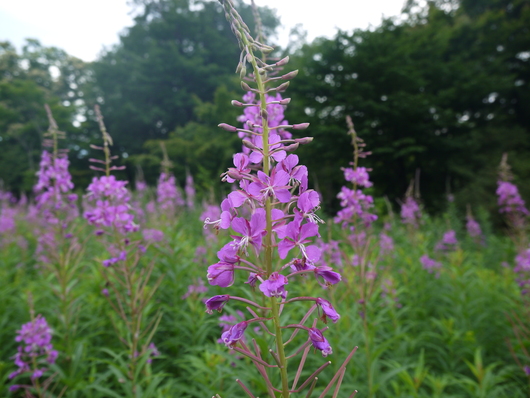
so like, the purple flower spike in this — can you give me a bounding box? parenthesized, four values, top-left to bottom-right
(259, 272, 289, 298)
(316, 298, 340, 323)
(308, 328, 333, 357)
(221, 321, 248, 348)
(466, 216, 482, 238)
(10, 315, 57, 381)
(314, 266, 342, 287)
(205, 295, 230, 314)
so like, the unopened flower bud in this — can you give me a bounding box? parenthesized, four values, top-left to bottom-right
(293, 123, 310, 130)
(205, 295, 230, 314)
(282, 143, 299, 152)
(282, 70, 299, 80)
(279, 98, 291, 105)
(231, 100, 244, 107)
(276, 56, 290, 67)
(241, 81, 253, 91)
(275, 82, 290, 92)
(218, 123, 238, 132)
(260, 109, 268, 120)
(260, 45, 274, 54)
(242, 140, 259, 150)
(295, 137, 314, 145)
(239, 65, 247, 79)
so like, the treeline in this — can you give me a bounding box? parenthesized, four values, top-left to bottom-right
(0, 0, 529, 215)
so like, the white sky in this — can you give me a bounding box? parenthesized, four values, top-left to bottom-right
(0, 0, 405, 62)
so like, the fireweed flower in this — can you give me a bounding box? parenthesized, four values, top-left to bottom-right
(259, 272, 288, 298)
(34, 150, 79, 225)
(435, 230, 458, 252)
(316, 298, 340, 324)
(84, 175, 138, 234)
(203, 2, 355, 396)
(142, 228, 165, 242)
(157, 172, 185, 213)
(497, 181, 528, 217)
(420, 255, 442, 276)
(401, 196, 422, 227)
(182, 278, 208, 299)
(221, 321, 248, 349)
(308, 327, 333, 357)
(205, 295, 231, 314)
(466, 215, 482, 238)
(9, 315, 58, 381)
(207, 245, 240, 287)
(379, 232, 394, 255)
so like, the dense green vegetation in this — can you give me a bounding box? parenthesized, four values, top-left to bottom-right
(0, 196, 528, 397)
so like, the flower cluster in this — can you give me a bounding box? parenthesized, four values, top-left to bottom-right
(466, 214, 482, 238)
(34, 151, 78, 224)
(435, 230, 458, 252)
(157, 172, 185, 213)
(0, 203, 16, 235)
(401, 196, 422, 227)
(9, 315, 58, 383)
(420, 254, 442, 277)
(379, 232, 394, 255)
(334, 124, 377, 230)
(497, 181, 528, 216)
(84, 175, 138, 234)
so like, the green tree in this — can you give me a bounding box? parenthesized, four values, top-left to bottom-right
(288, 0, 530, 213)
(93, 0, 279, 155)
(0, 40, 92, 192)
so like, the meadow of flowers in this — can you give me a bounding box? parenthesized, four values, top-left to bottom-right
(1, 1, 529, 397)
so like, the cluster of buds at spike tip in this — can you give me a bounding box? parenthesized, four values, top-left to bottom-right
(334, 116, 377, 230)
(34, 105, 79, 228)
(9, 315, 58, 389)
(496, 154, 528, 237)
(84, 105, 138, 235)
(203, 2, 357, 397)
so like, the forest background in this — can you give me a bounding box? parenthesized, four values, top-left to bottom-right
(1, 0, 529, 215)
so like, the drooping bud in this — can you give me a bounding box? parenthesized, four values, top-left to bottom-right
(279, 98, 291, 105)
(241, 81, 253, 92)
(239, 65, 247, 79)
(293, 123, 310, 130)
(282, 70, 299, 80)
(282, 143, 299, 152)
(276, 56, 290, 67)
(275, 82, 290, 92)
(218, 123, 238, 132)
(231, 100, 244, 107)
(295, 137, 314, 145)
(205, 295, 230, 314)
(242, 140, 260, 150)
